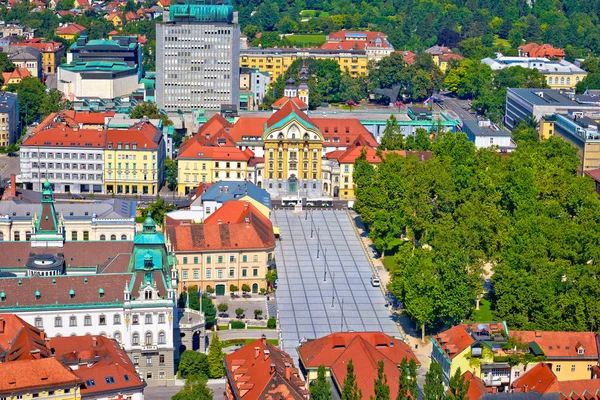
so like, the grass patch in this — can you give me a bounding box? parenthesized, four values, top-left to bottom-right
(286, 34, 327, 47)
(247, 326, 267, 329)
(222, 339, 279, 348)
(299, 9, 317, 17)
(470, 297, 494, 322)
(494, 35, 510, 47)
(217, 325, 229, 331)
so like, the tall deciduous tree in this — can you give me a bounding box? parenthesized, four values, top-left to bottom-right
(380, 115, 405, 150)
(172, 375, 213, 400)
(372, 360, 390, 400)
(207, 333, 225, 378)
(341, 359, 362, 400)
(447, 368, 470, 400)
(423, 362, 445, 400)
(310, 365, 332, 400)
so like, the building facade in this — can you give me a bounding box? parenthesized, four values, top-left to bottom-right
(11, 38, 65, 74)
(156, 0, 240, 112)
(0, 92, 18, 147)
(8, 46, 42, 79)
(462, 119, 517, 152)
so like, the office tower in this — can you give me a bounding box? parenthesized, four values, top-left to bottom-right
(156, 0, 240, 112)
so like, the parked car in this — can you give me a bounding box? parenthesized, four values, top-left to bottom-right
(370, 248, 379, 258)
(71, 194, 85, 200)
(371, 276, 381, 287)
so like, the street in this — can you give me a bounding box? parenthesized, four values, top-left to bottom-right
(438, 92, 477, 123)
(0, 154, 20, 184)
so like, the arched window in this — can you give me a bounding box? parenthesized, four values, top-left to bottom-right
(278, 133, 284, 140)
(132, 332, 139, 345)
(158, 331, 166, 344)
(100, 234, 106, 241)
(145, 332, 152, 345)
(291, 133, 296, 139)
(567, 77, 571, 85)
(99, 331, 106, 337)
(121, 234, 127, 240)
(303, 133, 309, 140)
(269, 183, 273, 189)
(114, 332, 121, 342)
(576, 77, 580, 82)
(0, 232, 3, 241)
(560, 77, 565, 85)
(110, 234, 116, 240)
(313, 183, 316, 189)
(252, 283, 258, 293)
(555, 77, 559, 84)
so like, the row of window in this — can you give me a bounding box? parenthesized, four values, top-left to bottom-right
(184, 161, 244, 170)
(108, 162, 155, 170)
(25, 151, 102, 160)
(182, 268, 260, 280)
(32, 172, 101, 181)
(32, 162, 102, 170)
(182, 254, 264, 264)
(35, 313, 167, 328)
(132, 331, 167, 345)
(267, 172, 318, 180)
(547, 76, 580, 85)
(0, 388, 75, 400)
(553, 364, 592, 373)
(107, 152, 154, 160)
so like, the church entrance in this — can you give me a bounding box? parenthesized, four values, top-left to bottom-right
(289, 175, 297, 193)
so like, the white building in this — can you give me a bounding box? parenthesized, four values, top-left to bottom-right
(462, 119, 517, 152)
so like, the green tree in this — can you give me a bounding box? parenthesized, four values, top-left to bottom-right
(235, 308, 245, 318)
(254, 309, 263, 319)
(266, 270, 277, 289)
(130, 101, 172, 126)
(172, 375, 213, 400)
(576, 73, 600, 94)
(447, 368, 469, 400)
(243, 24, 260, 39)
(423, 362, 445, 400)
(177, 351, 210, 379)
(511, 121, 539, 144)
(142, 197, 176, 226)
(217, 303, 228, 315)
(397, 358, 410, 400)
(165, 158, 178, 191)
(207, 333, 225, 378)
(229, 284, 239, 293)
(0, 53, 15, 74)
(202, 295, 216, 327)
(380, 115, 405, 150)
(372, 360, 390, 400)
(241, 284, 251, 294)
(310, 365, 332, 400)
(341, 359, 362, 400)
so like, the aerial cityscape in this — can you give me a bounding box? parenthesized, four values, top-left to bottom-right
(1, 0, 600, 399)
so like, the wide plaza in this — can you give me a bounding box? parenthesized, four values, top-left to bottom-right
(271, 209, 402, 359)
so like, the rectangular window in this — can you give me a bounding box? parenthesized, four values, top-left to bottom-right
(183, 257, 188, 264)
(159, 354, 165, 364)
(229, 269, 234, 278)
(182, 270, 188, 279)
(84, 316, 91, 326)
(193, 256, 199, 264)
(253, 255, 258, 262)
(242, 255, 248, 262)
(193, 270, 199, 279)
(159, 314, 165, 324)
(146, 356, 152, 365)
(133, 356, 139, 366)
(253, 268, 258, 277)
(571, 365, 576, 372)
(218, 256, 223, 263)
(70, 316, 77, 326)
(83, 231, 89, 241)
(242, 269, 247, 277)
(206, 269, 212, 279)
(556, 365, 561, 372)
(217, 269, 223, 278)
(114, 314, 121, 324)
(145, 314, 152, 324)
(54, 317, 62, 327)
(99, 315, 106, 325)
(206, 256, 211, 264)
(71, 231, 77, 241)
(229, 255, 235, 263)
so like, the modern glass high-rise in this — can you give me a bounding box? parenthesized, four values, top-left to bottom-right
(156, 0, 240, 112)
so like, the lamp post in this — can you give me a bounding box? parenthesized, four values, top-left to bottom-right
(323, 247, 328, 281)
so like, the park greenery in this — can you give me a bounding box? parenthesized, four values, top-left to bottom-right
(177, 350, 210, 379)
(208, 332, 226, 378)
(177, 285, 217, 328)
(354, 127, 600, 336)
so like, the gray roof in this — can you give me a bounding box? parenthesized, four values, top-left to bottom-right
(0, 198, 136, 221)
(198, 181, 272, 209)
(0, 92, 17, 114)
(482, 393, 560, 400)
(508, 88, 579, 106)
(462, 120, 512, 137)
(8, 46, 41, 61)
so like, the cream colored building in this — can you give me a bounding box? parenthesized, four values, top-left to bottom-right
(0, 197, 137, 242)
(166, 201, 276, 296)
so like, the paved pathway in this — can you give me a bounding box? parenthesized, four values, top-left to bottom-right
(271, 209, 402, 360)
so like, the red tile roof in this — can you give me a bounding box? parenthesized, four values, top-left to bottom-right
(313, 118, 377, 147)
(178, 140, 251, 161)
(272, 97, 307, 110)
(125, 11, 138, 21)
(518, 43, 566, 58)
(266, 99, 314, 130)
(512, 362, 560, 394)
(56, 23, 87, 35)
(509, 331, 598, 358)
(225, 338, 308, 400)
(0, 314, 50, 361)
(326, 30, 388, 42)
(106, 121, 162, 149)
(431, 325, 474, 360)
(298, 332, 419, 400)
(585, 168, 600, 183)
(2, 67, 30, 82)
(49, 335, 145, 397)
(326, 139, 405, 164)
(558, 379, 600, 399)
(439, 53, 464, 62)
(397, 50, 416, 64)
(0, 358, 82, 394)
(166, 201, 275, 251)
(12, 39, 64, 53)
(23, 127, 106, 147)
(461, 371, 488, 400)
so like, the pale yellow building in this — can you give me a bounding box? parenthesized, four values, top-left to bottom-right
(104, 121, 166, 195)
(166, 201, 276, 296)
(240, 48, 369, 80)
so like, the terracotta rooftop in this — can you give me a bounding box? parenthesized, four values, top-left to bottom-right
(298, 332, 419, 400)
(2, 67, 30, 82)
(509, 331, 598, 358)
(225, 338, 308, 400)
(105, 121, 162, 149)
(518, 43, 566, 58)
(49, 335, 145, 397)
(56, 23, 86, 35)
(23, 127, 106, 148)
(461, 371, 488, 400)
(584, 168, 600, 183)
(0, 358, 82, 394)
(166, 201, 274, 252)
(272, 97, 307, 109)
(0, 314, 49, 362)
(512, 363, 560, 394)
(325, 139, 405, 164)
(12, 38, 64, 52)
(178, 140, 251, 161)
(431, 325, 474, 360)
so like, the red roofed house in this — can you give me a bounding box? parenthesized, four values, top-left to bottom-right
(55, 22, 87, 41)
(509, 331, 599, 381)
(49, 335, 146, 399)
(225, 337, 308, 400)
(322, 31, 395, 61)
(519, 43, 566, 59)
(584, 168, 600, 194)
(2, 66, 31, 87)
(165, 200, 276, 295)
(11, 38, 65, 74)
(298, 332, 419, 399)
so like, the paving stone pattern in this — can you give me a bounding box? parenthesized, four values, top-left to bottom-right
(271, 210, 402, 359)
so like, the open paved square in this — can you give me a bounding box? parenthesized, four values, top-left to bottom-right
(271, 209, 401, 359)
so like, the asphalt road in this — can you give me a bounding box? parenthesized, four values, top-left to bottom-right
(0, 154, 20, 183)
(439, 93, 477, 122)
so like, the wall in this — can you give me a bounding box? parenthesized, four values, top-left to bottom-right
(57, 69, 140, 100)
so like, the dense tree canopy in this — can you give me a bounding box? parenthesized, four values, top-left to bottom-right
(355, 130, 600, 332)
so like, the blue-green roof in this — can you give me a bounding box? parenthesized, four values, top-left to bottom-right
(60, 61, 136, 72)
(170, 3, 233, 22)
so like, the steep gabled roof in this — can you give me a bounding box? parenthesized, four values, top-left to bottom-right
(265, 100, 315, 131)
(271, 97, 307, 110)
(431, 325, 474, 360)
(0, 358, 82, 394)
(0, 314, 50, 361)
(509, 331, 598, 358)
(512, 363, 560, 394)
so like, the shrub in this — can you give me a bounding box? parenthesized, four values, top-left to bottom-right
(230, 321, 245, 329)
(206, 286, 214, 294)
(267, 318, 277, 329)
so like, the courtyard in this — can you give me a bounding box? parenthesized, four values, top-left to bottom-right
(271, 209, 402, 359)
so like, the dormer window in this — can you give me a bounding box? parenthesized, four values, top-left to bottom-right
(578, 347, 584, 355)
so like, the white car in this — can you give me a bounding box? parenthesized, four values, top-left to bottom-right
(371, 277, 381, 287)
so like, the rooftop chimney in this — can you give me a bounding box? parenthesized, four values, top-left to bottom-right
(264, 350, 270, 361)
(523, 385, 529, 393)
(491, 387, 497, 395)
(261, 334, 266, 345)
(0, 319, 5, 334)
(270, 363, 276, 374)
(10, 174, 16, 198)
(285, 362, 292, 380)
(254, 347, 260, 359)
(92, 337, 97, 348)
(535, 331, 542, 338)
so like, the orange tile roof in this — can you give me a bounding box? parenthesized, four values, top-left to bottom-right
(431, 325, 474, 360)
(23, 127, 106, 147)
(509, 331, 598, 358)
(178, 140, 251, 161)
(326, 30, 388, 42)
(125, 11, 138, 21)
(2, 66, 30, 82)
(105, 121, 162, 149)
(397, 50, 416, 64)
(298, 332, 419, 400)
(0, 314, 50, 361)
(512, 362, 560, 394)
(461, 371, 488, 400)
(313, 118, 378, 147)
(266, 99, 314, 130)
(12, 39, 63, 53)
(225, 338, 308, 400)
(519, 43, 566, 58)
(49, 336, 145, 397)
(272, 97, 307, 110)
(56, 23, 86, 35)
(166, 201, 275, 251)
(326, 139, 405, 164)
(558, 379, 600, 398)
(439, 53, 464, 62)
(585, 168, 600, 183)
(0, 358, 82, 394)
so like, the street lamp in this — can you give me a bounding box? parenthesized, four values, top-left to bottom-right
(323, 247, 328, 281)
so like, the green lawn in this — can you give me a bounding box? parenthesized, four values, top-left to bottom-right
(469, 297, 494, 322)
(494, 36, 510, 47)
(286, 34, 327, 47)
(217, 325, 229, 331)
(382, 255, 396, 271)
(247, 326, 267, 330)
(222, 339, 279, 348)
